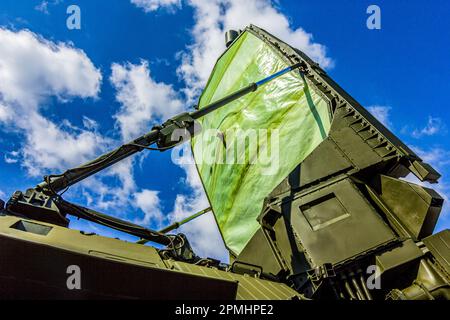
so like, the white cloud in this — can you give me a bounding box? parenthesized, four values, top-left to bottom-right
(35, 1, 50, 14)
(367, 105, 392, 129)
(131, 0, 181, 12)
(412, 116, 445, 138)
(81, 158, 137, 212)
(178, 0, 333, 102)
(0, 103, 13, 122)
(110, 61, 184, 141)
(0, 28, 101, 108)
(0, 28, 103, 176)
(4, 151, 19, 164)
(221, 0, 332, 67)
(133, 189, 163, 226)
(34, 0, 62, 15)
(82, 116, 99, 131)
(21, 115, 110, 176)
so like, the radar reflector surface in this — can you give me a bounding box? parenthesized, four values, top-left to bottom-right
(192, 30, 332, 255)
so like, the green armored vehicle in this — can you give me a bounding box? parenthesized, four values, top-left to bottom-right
(0, 25, 449, 300)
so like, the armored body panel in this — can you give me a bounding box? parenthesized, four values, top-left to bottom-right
(0, 213, 300, 299)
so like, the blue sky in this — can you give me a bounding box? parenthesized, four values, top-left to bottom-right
(0, 0, 449, 261)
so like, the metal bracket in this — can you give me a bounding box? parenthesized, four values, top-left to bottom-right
(308, 263, 336, 282)
(156, 113, 201, 149)
(6, 189, 69, 227)
(258, 203, 282, 231)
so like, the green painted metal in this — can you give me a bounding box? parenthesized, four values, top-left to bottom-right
(137, 207, 213, 244)
(159, 207, 212, 234)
